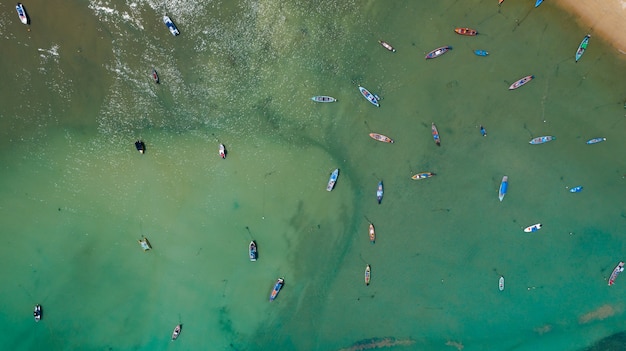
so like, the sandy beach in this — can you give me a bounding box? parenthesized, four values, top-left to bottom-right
(555, 0, 626, 53)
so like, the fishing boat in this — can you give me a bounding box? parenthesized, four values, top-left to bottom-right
(369, 223, 376, 243)
(535, 0, 544, 7)
(163, 15, 180, 36)
(499, 176, 508, 202)
(369, 133, 394, 143)
(311, 96, 336, 103)
(480, 125, 487, 136)
(608, 262, 625, 286)
(135, 140, 146, 154)
(378, 40, 396, 52)
(498, 276, 505, 291)
(524, 223, 542, 233)
(529, 136, 555, 144)
(425, 46, 452, 59)
(455, 28, 478, 36)
(152, 69, 159, 84)
(327, 168, 339, 191)
(171, 324, 182, 340)
(16, 3, 28, 25)
(248, 241, 258, 261)
(431, 123, 441, 146)
(586, 137, 606, 145)
(269, 277, 285, 301)
(376, 181, 383, 204)
(575, 34, 591, 62)
(33, 304, 42, 322)
(569, 186, 583, 193)
(365, 264, 371, 286)
(358, 86, 380, 107)
(138, 237, 152, 251)
(509, 75, 534, 90)
(219, 144, 226, 159)
(411, 172, 435, 180)
(474, 50, 489, 56)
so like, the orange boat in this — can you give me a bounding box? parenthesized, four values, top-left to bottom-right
(454, 27, 478, 36)
(369, 223, 376, 243)
(365, 264, 371, 285)
(369, 133, 394, 143)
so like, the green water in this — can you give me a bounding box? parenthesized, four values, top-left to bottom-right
(2, 0, 626, 350)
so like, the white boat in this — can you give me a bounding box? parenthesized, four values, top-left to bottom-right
(219, 144, 226, 159)
(163, 15, 180, 36)
(138, 237, 152, 251)
(609, 262, 625, 286)
(498, 176, 508, 202)
(327, 169, 339, 191)
(358, 86, 380, 107)
(33, 304, 42, 322)
(498, 276, 504, 291)
(311, 96, 336, 103)
(16, 3, 28, 25)
(524, 223, 542, 233)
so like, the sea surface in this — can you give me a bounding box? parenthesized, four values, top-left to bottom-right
(2, 0, 626, 350)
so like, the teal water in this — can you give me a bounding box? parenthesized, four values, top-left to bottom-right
(2, 0, 626, 350)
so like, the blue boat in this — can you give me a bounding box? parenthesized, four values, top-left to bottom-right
(586, 137, 606, 144)
(575, 35, 591, 62)
(376, 181, 383, 204)
(269, 277, 284, 301)
(358, 86, 380, 107)
(535, 0, 544, 7)
(163, 15, 180, 36)
(474, 50, 489, 57)
(327, 168, 339, 191)
(569, 186, 583, 193)
(480, 125, 487, 136)
(499, 176, 508, 202)
(529, 136, 555, 144)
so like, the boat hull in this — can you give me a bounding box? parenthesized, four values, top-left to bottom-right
(411, 172, 435, 180)
(369, 133, 394, 143)
(575, 35, 591, 62)
(358, 86, 380, 107)
(16, 3, 28, 25)
(455, 28, 478, 36)
(509, 75, 534, 90)
(524, 223, 542, 233)
(172, 324, 182, 340)
(163, 16, 180, 36)
(138, 237, 152, 251)
(609, 262, 625, 286)
(474, 50, 489, 56)
(529, 136, 555, 144)
(425, 46, 452, 59)
(376, 181, 383, 204)
(34, 304, 42, 322)
(431, 123, 440, 146)
(219, 144, 226, 159)
(365, 265, 371, 285)
(311, 96, 336, 103)
(270, 278, 285, 301)
(369, 223, 376, 243)
(378, 40, 396, 52)
(327, 169, 339, 191)
(499, 276, 505, 291)
(586, 137, 606, 144)
(499, 176, 508, 202)
(569, 186, 583, 193)
(249, 241, 257, 261)
(152, 69, 159, 84)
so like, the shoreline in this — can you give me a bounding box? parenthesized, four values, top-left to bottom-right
(555, 0, 626, 54)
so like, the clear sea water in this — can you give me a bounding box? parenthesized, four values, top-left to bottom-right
(2, 0, 626, 350)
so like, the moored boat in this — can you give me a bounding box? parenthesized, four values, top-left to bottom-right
(376, 181, 383, 204)
(311, 96, 337, 103)
(509, 75, 534, 90)
(575, 34, 591, 62)
(249, 241, 257, 261)
(138, 237, 152, 251)
(480, 125, 487, 136)
(535, 0, 544, 7)
(152, 69, 159, 84)
(163, 15, 180, 36)
(369, 223, 376, 243)
(609, 262, 625, 286)
(369, 133, 394, 143)
(529, 136, 555, 144)
(411, 172, 435, 180)
(455, 27, 478, 36)
(269, 277, 285, 301)
(474, 50, 489, 57)
(358, 86, 380, 107)
(16, 3, 28, 25)
(425, 46, 452, 59)
(569, 186, 583, 193)
(524, 223, 542, 233)
(378, 40, 396, 52)
(499, 276, 505, 291)
(365, 264, 371, 286)
(431, 123, 441, 146)
(219, 144, 226, 159)
(33, 304, 42, 322)
(172, 324, 182, 340)
(327, 168, 339, 191)
(499, 176, 508, 202)
(135, 140, 146, 154)
(586, 137, 606, 145)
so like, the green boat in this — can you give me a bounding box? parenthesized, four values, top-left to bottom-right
(575, 34, 591, 62)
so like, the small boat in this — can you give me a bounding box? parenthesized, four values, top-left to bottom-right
(163, 15, 180, 36)
(498, 276, 505, 291)
(425, 46, 452, 59)
(269, 277, 285, 301)
(411, 172, 435, 180)
(535, 0, 544, 7)
(138, 237, 152, 251)
(152, 69, 159, 84)
(378, 40, 396, 52)
(327, 168, 339, 191)
(16, 3, 28, 25)
(499, 0, 505, 5)
(474, 50, 489, 57)
(499, 176, 508, 202)
(569, 186, 583, 193)
(369, 133, 394, 143)
(135, 140, 146, 154)
(376, 181, 383, 204)
(219, 144, 226, 159)
(311, 96, 336, 103)
(524, 223, 542, 233)
(608, 262, 625, 286)
(529, 136, 555, 144)
(575, 34, 591, 62)
(432, 123, 441, 146)
(365, 264, 371, 286)
(509, 75, 534, 90)
(249, 241, 257, 261)
(358, 86, 380, 107)
(171, 324, 182, 340)
(369, 223, 376, 243)
(480, 125, 487, 136)
(586, 137, 606, 145)
(33, 304, 42, 322)
(455, 28, 478, 36)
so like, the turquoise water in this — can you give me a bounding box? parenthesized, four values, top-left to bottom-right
(2, 0, 626, 350)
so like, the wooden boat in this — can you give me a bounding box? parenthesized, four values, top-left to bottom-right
(358, 86, 380, 107)
(152, 69, 159, 84)
(586, 137, 606, 145)
(431, 123, 440, 146)
(455, 28, 478, 36)
(163, 15, 180, 36)
(535, 0, 544, 7)
(498, 176, 508, 202)
(171, 324, 182, 340)
(569, 186, 583, 193)
(16, 3, 28, 25)
(365, 264, 371, 286)
(509, 75, 534, 90)
(33, 304, 42, 322)
(425, 46, 452, 59)
(369, 133, 394, 143)
(524, 223, 542, 233)
(378, 40, 396, 52)
(529, 136, 555, 144)
(608, 262, 625, 286)
(498, 276, 505, 291)
(327, 168, 339, 191)
(412, 172, 435, 180)
(138, 237, 152, 251)
(480, 125, 487, 136)
(269, 277, 285, 301)
(575, 34, 591, 62)
(311, 96, 336, 103)
(376, 181, 383, 204)
(369, 223, 376, 243)
(249, 241, 257, 261)
(219, 144, 226, 159)
(135, 140, 146, 154)
(474, 50, 489, 56)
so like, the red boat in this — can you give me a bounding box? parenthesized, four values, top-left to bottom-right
(609, 262, 625, 286)
(378, 40, 396, 52)
(171, 324, 182, 340)
(455, 27, 478, 36)
(152, 69, 159, 84)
